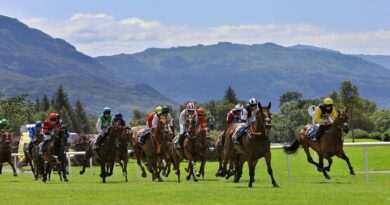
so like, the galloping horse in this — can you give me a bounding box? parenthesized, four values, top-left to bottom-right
(23, 133, 43, 180)
(38, 126, 68, 182)
(223, 102, 278, 188)
(283, 109, 354, 179)
(113, 126, 132, 182)
(172, 112, 208, 182)
(0, 131, 17, 176)
(80, 124, 123, 183)
(132, 115, 173, 182)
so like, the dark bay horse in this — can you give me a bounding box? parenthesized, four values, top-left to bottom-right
(23, 133, 43, 180)
(0, 131, 17, 176)
(283, 109, 354, 179)
(172, 113, 208, 182)
(132, 115, 173, 182)
(38, 126, 68, 182)
(113, 126, 132, 182)
(80, 124, 124, 183)
(223, 102, 278, 188)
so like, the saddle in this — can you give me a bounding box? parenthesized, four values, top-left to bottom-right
(138, 128, 152, 145)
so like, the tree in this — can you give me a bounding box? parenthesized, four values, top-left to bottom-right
(130, 109, 147, 126)
(41, 94, 50, 111)
(339, 81, 360, 142)
(279, 91, 303, 108)
(34, 98, 41, 113)
(223, 86, 238, 105)
(54, 85, 71, 111)
(74, 100, 90, 133)
(0, 93, 33, 132)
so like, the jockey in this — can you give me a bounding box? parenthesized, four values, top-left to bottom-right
(197, 108, 207, 129)
(93, 107, 112, 149)
(309, 97, 338, 141)
(175, 102, 198, 149)
(0, 119, 9, 142)
(138, 106, 163, 145)
(39, 113, 61, 155)
(233, 98, 259, 144)
(227, 104, 244, 125)
(112, 113, 126, 126)
(152, 105, 174, 134)
(27, 121, 43, 153)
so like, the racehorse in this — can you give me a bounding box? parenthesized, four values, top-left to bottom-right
(283, 109, 354, 179)
(132, 115, 173, 182)
(223, 102, 278, 188)
(172, 112, 208, 182)
(111, 126, 132, 182)
(23, 133, 43, 179)
(80, 124, 124, 183)
(37, 126, 68, 182)
(0, 131, 17, 176)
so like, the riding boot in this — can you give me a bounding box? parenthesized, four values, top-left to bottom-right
(39, 140, 49, 155)
(175, 133, 185, 149)
(27, 141, 34, 153)
(313, 126, 324, 141)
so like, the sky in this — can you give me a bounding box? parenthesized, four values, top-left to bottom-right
(1, 0, 389, 56)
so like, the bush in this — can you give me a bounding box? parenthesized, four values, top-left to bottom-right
(346, 129, 369, 139)
(369, 132, 382, 141)
(383, 129, 390, 141)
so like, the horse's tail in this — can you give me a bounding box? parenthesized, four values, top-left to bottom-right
(283, 138, 300, 155)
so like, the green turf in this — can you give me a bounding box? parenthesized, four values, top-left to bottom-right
(0, 145, 389, 205)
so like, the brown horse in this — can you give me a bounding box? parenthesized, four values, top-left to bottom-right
(132, 115, 173, 182)
(172, 112, 208, 182)
(283, 109, 354, 179)
(113, 126, 132, 182)
(37, 126, 68, 182)
(80, 124, 124, 183)
(0, 131, 17, 176)
(23, 133, 43, 180)
(223, 102, 278, 188)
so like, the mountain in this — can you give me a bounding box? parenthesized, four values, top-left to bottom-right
(0, 15, 173, 116)
(97, 42, 390, 108)
(289, 44, 390, 70)
(355, 55, 390, 70)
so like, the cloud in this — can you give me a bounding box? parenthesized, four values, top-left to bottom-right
(22, 13, 390, 56)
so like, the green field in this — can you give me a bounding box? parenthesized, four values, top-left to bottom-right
(0, 145, 389, 205)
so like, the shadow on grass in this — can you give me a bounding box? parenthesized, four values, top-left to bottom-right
(311, 181, 352, 185)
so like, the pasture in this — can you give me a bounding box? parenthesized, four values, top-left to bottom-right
(0, 145, 389, 205)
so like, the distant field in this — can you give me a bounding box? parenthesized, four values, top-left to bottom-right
(0, 145, 389, 205)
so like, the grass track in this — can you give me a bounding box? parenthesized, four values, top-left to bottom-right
(0, 145, 389, 205)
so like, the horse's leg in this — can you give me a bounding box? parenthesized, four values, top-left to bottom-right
(199, 158, 206, 179)
(325, 157, 333, 172)
(8, 159, 18, 177)
(337, 151, 355, 175)
(190, 160, 198, 182)
(79, 150, 91, 175)
(233, 154, 242, 183)
(123, 158, 128, 182)
(264, 151, 279, 187)
(319, 156, 331, 179)
(100, 161, 106, 183)
(61, 156, 68, 182)
(247, 159, 255, 188)
(152, 157, 163, 182)
(302, 145, 320, 169)
(0, 163, 2, 174)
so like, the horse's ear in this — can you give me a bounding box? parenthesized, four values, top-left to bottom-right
(267, 102, 271, 110)
(257, 102, 262, 109)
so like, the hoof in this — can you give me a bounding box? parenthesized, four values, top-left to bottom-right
(141, 172, 147, 178)
(350, 170, 355, 175)
(325, 167, 330, 172)
(194, 178, 198, 182)
(248, 183, 253, 188)
(186, 176, 191, 181)
(158, 178, 163, 182)
(79, 171, 84, 175)
(325, 175, 331, 180)
(13, 173, 17, 177)
(317, 167, 323, 172)
(64, 178, 69, 182)
(273, 183, 279, 188)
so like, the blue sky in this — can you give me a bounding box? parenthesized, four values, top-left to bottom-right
(1, 0, 389, 56)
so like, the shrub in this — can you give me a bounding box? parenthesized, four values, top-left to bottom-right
(346, 129, 369, 139)
(369, 132, 382, 141)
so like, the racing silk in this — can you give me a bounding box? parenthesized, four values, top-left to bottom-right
(152, 113, 173, 128)
(179, 109, 198, 134)
(29, 126, 41, 141)
(198, 115, 206, 127)
(226, 109, 241, 124)
(314, 104, 337, 124)
(147, 112, 156, 128)
(241, 106, 259, 126)
(112, 118, 126, 126)
(96, 115, 112, 133)
(42, 118, 61, 135)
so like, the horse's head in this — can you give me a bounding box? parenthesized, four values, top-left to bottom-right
(1, 130, 11, 144)
(107, 124, 123, 140)
(334, 108, 349, 133)
(120, 126, 133, 144)
(255, 102, 272, 136)
(157, 115, 173, 142)
(186, 112, 197, 138)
